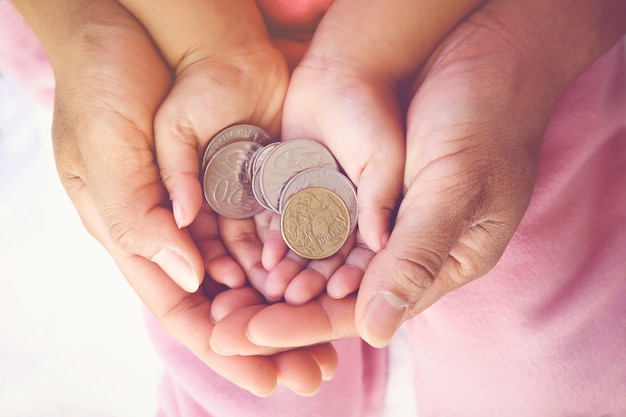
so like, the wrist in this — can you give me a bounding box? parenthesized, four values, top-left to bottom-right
(119, 0, 271, 72)
(9, 0, 89, 58)
(303, 0, 483, 87)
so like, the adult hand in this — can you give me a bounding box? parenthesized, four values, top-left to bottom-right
(13, 0, 205, 293)
(215, 0, 626, 352)
(9, 0, 338, 396)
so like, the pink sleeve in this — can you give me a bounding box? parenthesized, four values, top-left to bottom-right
(0, 2, 55, 109)
(255, 0, 334, 70)
(256, 0, 333, 26)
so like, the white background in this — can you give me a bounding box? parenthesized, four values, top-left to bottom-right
(0, 73, 162, 417)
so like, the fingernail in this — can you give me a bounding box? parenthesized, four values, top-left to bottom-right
(252, 386, 276, 398)
(322, 370, 336, 381)
(380, 231, 390, 251)
(208, 336, 232, 356)
(363, 292, 408, 348)
(172, 200, 185, 229)
(151, 248, 200, 293)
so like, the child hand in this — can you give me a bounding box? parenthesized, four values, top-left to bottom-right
(117, 0, 290, 229)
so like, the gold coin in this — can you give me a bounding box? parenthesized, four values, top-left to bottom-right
(280, 187, 351, 260)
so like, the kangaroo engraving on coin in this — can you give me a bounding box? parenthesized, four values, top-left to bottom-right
(203, 141, 263, 219)
(281, 187, 350, 259)
(279, 168, 358, 232)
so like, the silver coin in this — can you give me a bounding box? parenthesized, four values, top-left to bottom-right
(251, 141, 279, 174)
(202, 124, 272, 170)
(252, 163, 274, 212)
(250, 142, 279, 211)
(259, 139, 338, 213)
(203, 141, 264, 219)
(280, 168, 358, 232)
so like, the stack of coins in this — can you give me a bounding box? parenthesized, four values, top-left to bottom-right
(202, 124, 357, 260)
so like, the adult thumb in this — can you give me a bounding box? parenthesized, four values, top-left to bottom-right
(354, 190, 451, 348)
(354, 177, 513, 348)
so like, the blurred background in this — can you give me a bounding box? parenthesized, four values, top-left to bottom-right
(0, 70, 162, 417)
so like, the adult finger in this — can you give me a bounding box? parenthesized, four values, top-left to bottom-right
(304, 343, 339, 381)
(209, 287, 339, 385)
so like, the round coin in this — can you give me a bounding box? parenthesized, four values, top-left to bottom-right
(252, 163, 274, 211)
(279, 168, 358, 232)
(250, 142, 279, 211)
(280, 187, 351, 259)
(259, 139, 338, 213)
(251, 141, 279, 174)
(202, 124, 272, 170)
(203, 141, 264, 219)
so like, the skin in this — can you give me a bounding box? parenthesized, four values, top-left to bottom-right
(8, 0, 483, 395)
(113, 0, 290, 295)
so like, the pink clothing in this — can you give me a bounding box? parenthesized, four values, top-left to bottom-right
(2, 0, 625, 415)
(0, 2, 54, 109)
(257, 0, 333, 71)
(148, 316, 387, 417)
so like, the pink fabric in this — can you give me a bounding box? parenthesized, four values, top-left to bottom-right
(256, 0, 332, 27)
(0, 2, 54, 109)
(255, 0, 333, 70)
(145, 311, 387, 417)
(147, 39, 626, 416)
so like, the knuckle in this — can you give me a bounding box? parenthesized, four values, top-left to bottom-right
(155, 103, 195, 141)
(106, 212, 140, 250)
(223, 224, 259, 251)
(387, 247, 444, 298)
(446, 221, 513, 285)
(51, 114, 89, 197)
